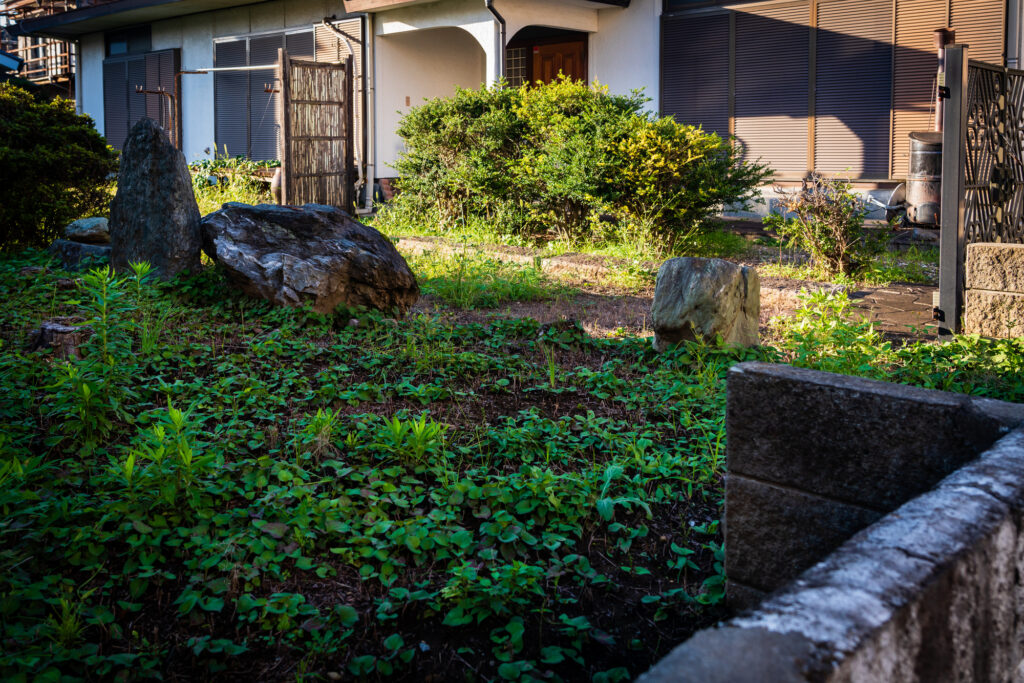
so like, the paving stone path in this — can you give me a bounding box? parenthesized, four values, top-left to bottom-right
(848, 284, 937, 339)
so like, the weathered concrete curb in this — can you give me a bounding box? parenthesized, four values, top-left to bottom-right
(641, 427, 1024, 683)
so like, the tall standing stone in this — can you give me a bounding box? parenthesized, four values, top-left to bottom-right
(109, 118, 201, 278)
(651, 257, 760, 350)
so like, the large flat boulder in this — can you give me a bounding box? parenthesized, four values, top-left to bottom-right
(651, 257, 759, 350)
(201, 203, 419, 315)
(109, 118, 202, 279)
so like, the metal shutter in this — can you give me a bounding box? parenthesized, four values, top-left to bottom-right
(950, 0, 1005, 65)
(103, 59, 128, 150)
(890, 0, 1004, 178)
(660, 11, 730, 136)
(286, 30, 315, 61)
(734, 2, 810, 176)
(248, 34, 283, 161)
(814, 0, 892, 177)
(891, 0, 939, 179)
(126, 57, 147, 132)
(215, 39, 248, 159)
(144, 49, 179, 135)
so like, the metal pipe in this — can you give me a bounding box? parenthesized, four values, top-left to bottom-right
(485, 0, 506, 81)
(358, 12, 375, 216)
(934, 27, 955, 132)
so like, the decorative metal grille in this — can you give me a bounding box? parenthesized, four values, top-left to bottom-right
(962, 60, 1024, 246)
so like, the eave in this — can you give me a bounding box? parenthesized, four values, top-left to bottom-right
(342, 0, 628, 12)
(14, 0, 271, 39)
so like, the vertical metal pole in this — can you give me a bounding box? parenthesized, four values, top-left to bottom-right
(278, 48, 292, 206)
(937, 44, 968, 336)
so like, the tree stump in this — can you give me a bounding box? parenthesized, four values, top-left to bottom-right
(28, 318, 93, 360)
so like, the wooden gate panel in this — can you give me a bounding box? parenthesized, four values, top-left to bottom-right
(278, 49, 354, 211)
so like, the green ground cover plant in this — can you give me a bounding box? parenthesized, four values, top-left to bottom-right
(1, 252, 746, 681)
(377, 79, 769, 256)
(2, 250, 1020, 682)
(409, 250, 574, 309)
(0, 83, 119, 251)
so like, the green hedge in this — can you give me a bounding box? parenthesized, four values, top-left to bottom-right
(386, 78, 771, 253)
(0, 83, 118, 251)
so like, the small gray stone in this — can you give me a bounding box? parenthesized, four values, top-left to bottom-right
(64, 217, 110, 244)
(109, 118, 202, 279)
(49, 239, 111, 271)
(651, 257, 759, 350)
(201, 203, 419, 315)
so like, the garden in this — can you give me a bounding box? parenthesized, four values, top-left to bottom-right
(2, 79, 1023, 682)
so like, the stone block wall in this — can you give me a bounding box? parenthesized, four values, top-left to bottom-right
(724, 362, 1024, 604)
(640, 363, 1024, 682)
(965, 242, 1024, 337)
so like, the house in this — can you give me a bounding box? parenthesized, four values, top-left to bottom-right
(8, 0, 1024, 212)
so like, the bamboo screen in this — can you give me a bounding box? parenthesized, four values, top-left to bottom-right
(279, 50, 354, 211)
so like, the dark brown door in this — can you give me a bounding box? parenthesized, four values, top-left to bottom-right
(531, 40, 586, 83)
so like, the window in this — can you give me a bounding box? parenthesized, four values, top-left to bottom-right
(105, 27, 151, 58)
(213, 30, 314, 161)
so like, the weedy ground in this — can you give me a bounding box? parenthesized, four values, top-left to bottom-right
(1, 249, 1021, 683)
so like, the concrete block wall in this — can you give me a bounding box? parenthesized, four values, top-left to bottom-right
(724, 362, 1024, 603)
(966, 243, 1024, 338)
(639, 363, 1024, 682)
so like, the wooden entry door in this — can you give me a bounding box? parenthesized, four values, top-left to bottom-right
(531, 40, 586, 83)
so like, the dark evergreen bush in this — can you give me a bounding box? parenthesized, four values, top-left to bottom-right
(0, 83, 119, 250)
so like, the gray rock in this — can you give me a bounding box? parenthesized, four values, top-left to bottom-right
(201, 202, 419, 315)
(64, 217, 110, 244)
(109, 118, 202, 279)
(651, 257, 759, 350)
(49, 239, 111, 271)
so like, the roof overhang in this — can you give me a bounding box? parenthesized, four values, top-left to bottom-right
(342, 0, 627, 12)
(14, 0, 268, 39)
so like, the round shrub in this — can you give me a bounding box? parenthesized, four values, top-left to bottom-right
(386, 78, 771, 254)
(0, 83, 119, 250)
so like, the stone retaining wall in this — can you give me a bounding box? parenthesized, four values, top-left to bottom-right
(965, 242, 1024, 338)
(640, 363, 1024, 682)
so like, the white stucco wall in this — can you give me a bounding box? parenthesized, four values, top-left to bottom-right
(78, 32, 105, 134)
(592, 0, 660, 113)
(374, 26, 486, 171)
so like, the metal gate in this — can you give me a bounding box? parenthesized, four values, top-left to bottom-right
(277, 48, 355, 211)
(938, 45, 1024, 335)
